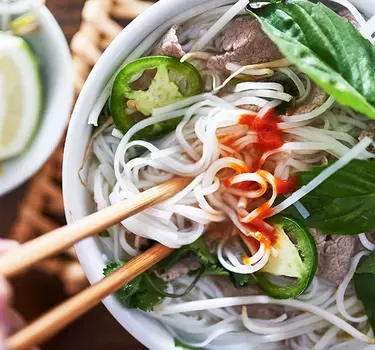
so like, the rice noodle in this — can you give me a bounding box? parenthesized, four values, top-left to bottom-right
(281, 96, 336, 123)
(359, 233, 375, 251)
(277, 68, 307, 103)
(193, 0, 249, 50)
(158, 294, 375, 344)
(336, 251, 369, 323)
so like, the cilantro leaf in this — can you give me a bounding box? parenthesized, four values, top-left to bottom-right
(158, 237, 257, 289)
(202, 265, 229, 277)
(188, 236, 217, 266)
(230, 272, 258, 288)
(103, 260, 167, 311)
(157, 237, 221, 274)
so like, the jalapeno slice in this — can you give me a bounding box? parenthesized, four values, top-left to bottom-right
(257, 216, 318, 299)
(110, 56, 203, 139)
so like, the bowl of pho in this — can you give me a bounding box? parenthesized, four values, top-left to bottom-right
(63, 0, 375, 349)
(0, 0, 73, 196)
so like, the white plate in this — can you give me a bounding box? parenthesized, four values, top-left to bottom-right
(63, 1, 375, 349)
(0, 6, 73, 196)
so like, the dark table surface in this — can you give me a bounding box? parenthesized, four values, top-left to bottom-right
(0, 0, 145, 349)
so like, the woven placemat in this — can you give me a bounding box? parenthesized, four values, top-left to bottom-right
(9, 0, 155, 295)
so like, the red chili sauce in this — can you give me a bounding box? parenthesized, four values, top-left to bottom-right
(221, 109, 300, 246)
(238, 108, 284, 153)
(275, 175, 300, 194)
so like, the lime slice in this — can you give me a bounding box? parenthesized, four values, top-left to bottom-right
(0, 33, 42, 160)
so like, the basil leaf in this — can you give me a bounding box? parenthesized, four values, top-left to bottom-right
(354, 252, 375, 333)
(250, 0, 375, 119)
(298, 160, 375, 235)
(357, 253, 375, 275)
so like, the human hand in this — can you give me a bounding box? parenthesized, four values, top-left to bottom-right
(0, 239, 39, 350)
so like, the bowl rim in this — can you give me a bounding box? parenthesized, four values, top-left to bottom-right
(63, 0, 375, 349)
(0, 5, 73, 196)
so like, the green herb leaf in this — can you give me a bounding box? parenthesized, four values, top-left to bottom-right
(297, 160, 375, 235)
(188, 236, 218, 266)
(157, 237, 220, 273)
(174, 339, 204, 349)
(354, 251, 375, 333)
(158, 237, 259, 289)
(230, 272, 258, 288)
(103, 261, 167, 311)
(202, 265, 229, 277)
(250, 0, 375, 119)
(356, 252, 375, 275)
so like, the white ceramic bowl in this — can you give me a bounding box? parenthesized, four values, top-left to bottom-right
(0, 6, 73, 196)
(63, 1, 375, 349)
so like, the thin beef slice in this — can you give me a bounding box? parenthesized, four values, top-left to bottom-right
(206, 16, 282, 71)
(311, 229, 359, 285)
(152, 24, 185, 58)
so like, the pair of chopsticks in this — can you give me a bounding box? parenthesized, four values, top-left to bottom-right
(0, 177, 191, 350)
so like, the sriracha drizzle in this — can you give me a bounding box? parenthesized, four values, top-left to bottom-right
(275, 175, 300, 194)
(238, 108, 284, 153)
(218, 109, 299, 247)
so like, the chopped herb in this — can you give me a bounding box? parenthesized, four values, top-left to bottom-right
(103, 261, 167, 311)
(230, 272, 258, 288)
(157, 237, 259, 289)
(156, 237, 220, 274)
(146, 268, 204, 298)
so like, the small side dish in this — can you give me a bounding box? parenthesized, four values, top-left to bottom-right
(0, 0, 43, 161)
(0, 0, 73, 195)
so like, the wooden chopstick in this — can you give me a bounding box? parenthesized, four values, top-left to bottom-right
(0, 176, 190, 278)
(6, 243, 174, 350)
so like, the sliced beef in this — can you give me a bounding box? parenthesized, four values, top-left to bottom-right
(206, 16, 282, 71)
(158, 255, 201, 282)
(311, 229, 359, 285)
(152, 24, 185, 58)
(294, 84, 328, 115)
(214, 276, 296, 319)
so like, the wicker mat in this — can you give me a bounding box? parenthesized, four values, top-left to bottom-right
(9, 0, 155, 296)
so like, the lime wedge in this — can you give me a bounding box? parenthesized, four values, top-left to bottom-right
(0, 33, 42, 160)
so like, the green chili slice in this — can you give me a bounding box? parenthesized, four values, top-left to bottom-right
(110, 56, 203, 139)
(257, 216, 318, 299)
